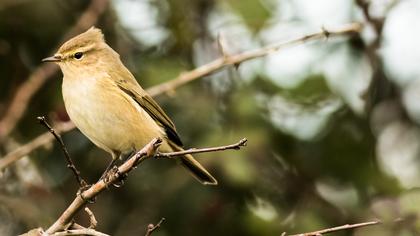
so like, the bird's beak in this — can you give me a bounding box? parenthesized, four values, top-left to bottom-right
(42, 54, 62, 62)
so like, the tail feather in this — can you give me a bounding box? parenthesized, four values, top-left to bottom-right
(179, 154, 218, 185)
(168, 142, 218, 185)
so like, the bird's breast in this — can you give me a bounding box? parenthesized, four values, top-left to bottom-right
(62, 75, 167, 155)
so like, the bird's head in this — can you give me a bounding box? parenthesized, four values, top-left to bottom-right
(43, 27, 118, 76)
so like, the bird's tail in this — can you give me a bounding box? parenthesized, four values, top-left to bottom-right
(168, 142, 218, 185)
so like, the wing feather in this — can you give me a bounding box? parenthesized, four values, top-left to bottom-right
(112, 67, 183, 147)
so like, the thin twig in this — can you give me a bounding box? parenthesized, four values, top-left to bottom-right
(155, 138, 247, 158)
(144, 218, 166, 236)
(286, 220, 381, 236)
(45, 138, 163, 234)
(0, 23, 361, 170)
(37, 116, 87, 188)
(0, 0, 109, 140)
(84, 207, 97, 229)
(52, 228, 110, 236)
(147, 22, 362, 97)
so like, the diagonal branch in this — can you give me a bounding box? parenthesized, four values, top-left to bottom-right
(144, 218, 166, 236)
(45, 138, 163, 234)
(44, 138, 245, 234)
(147, 22, 362, 97)
(52, 228, 110, 236)
(37, 116, 87, 188)
(0, 23, 361, 170)
(284, 220, 381, 236)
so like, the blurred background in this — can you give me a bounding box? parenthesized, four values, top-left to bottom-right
(0, 0, 419, 235)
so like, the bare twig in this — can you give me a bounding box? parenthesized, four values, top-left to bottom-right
(18, 226, 109, 236)
(18, 227, 43, 236)
(0, 121, 74, 171)
(52, 228, 110, 236)
(286, 220, 381, 236)
(45, 138, 163, 234)
(37, 116, 86, 188)
(0, 23, 361, 170)
(155, 138, 247, 158)
(44, 138, 246, 234)
(0, 0, 109, 140)
(84, 207, 97, 229)
(147, 22, 362, 97)
(145, 218, 166, 236)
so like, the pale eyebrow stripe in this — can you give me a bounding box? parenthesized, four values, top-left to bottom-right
(64, 44, 96, 59)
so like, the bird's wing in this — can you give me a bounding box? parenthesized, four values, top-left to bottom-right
(113, 69, 183, 147)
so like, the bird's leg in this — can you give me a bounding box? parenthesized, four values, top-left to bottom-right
(103, 158, 118, 177)
(99, 151, 120, 183)
(111, 147, 136, 187)
(119, 147, 137, 162)
(99, 158, 118, 182)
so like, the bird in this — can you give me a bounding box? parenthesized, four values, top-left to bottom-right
(42, 27, 217, 185)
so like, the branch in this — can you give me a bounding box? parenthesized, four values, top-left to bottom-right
(84, 207, 98, 229)
(146, 22, 362, 97)
(18, 226, 109, 236)
(37, 116, 87, 188)
(284, 220, 381, 236)
(43, 138, 245, 234)
(144, 218, 166, 236)
(52, 228, 109, 236)
(45, 138, 163, 234)
(0, 0, 109, 140)
(155, 138, 247, 158)
(0, 23, 361, 170)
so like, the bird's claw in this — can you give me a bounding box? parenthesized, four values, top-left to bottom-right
(100, 166, 127, 188)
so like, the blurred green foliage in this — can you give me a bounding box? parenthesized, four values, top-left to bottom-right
(0, 0, 419, 235)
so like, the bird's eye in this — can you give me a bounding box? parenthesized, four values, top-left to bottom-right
(74, 52, 83, 60)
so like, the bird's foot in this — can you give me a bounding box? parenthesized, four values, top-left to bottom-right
(99, 166, 113, 181)
(100, 166, 127, 188)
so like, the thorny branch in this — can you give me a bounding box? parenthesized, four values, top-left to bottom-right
(0, 0, 109, 140)
(284, 220, 381, 236)
(37, 116, 87, 188)
(43, 138, 246, 234)
(0, 23, 362, 170)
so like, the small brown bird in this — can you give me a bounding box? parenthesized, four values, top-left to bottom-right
(43, 27, 217, 185)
